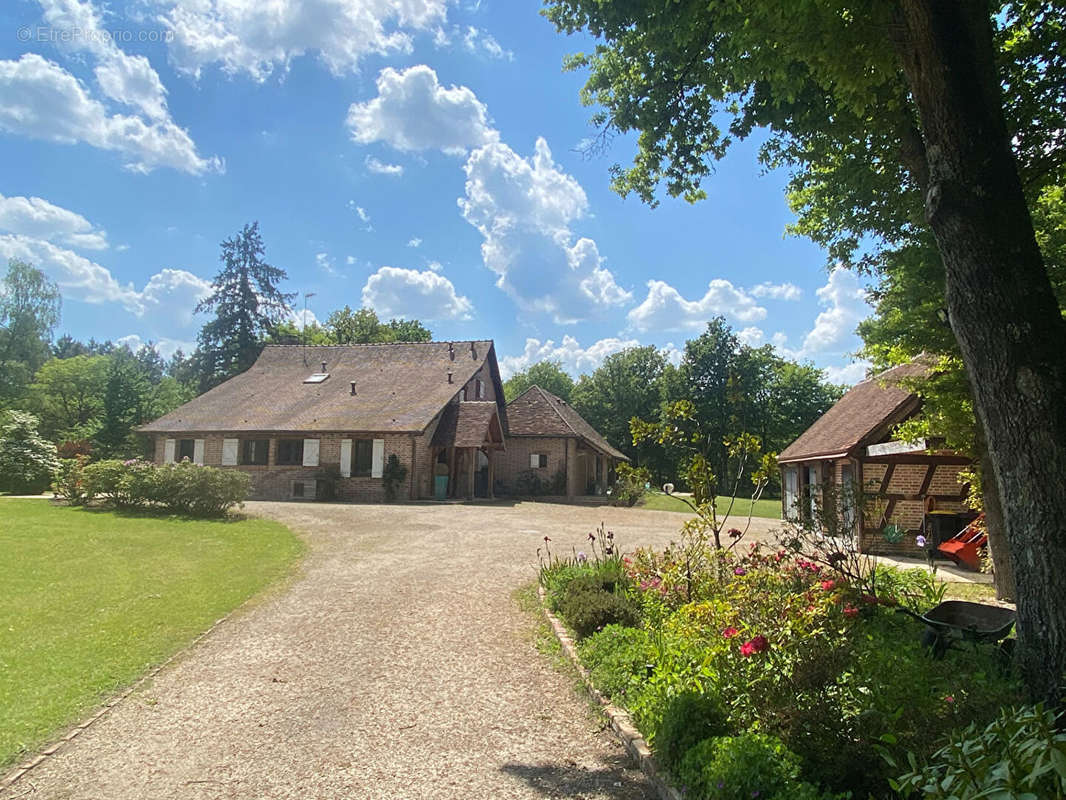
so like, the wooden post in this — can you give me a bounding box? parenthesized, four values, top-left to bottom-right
(467, 447, 475, 500)
(487, 449, 495, 499)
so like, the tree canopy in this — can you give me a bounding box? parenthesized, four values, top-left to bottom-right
(503, 360, 575, 402)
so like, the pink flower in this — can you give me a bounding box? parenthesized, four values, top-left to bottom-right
(821, 580, 836, 591)
(944, 695, 955, 704)
(734, 567, 747, 576)
(740, 641, 756, 657)
(722, 626, 740, 639)
(843, 605, 860, 618)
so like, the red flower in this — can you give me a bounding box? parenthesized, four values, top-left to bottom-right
(722, 626, 740, 639)
(740, 635, 769, 657)
(843, 605, 860, 618)
(862, 594, 879, 605)
(821, 579, 836, 591)
(944, 695, 955, 704)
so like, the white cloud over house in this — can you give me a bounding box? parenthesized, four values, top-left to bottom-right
(801, 269, 870, 355)
(365, 155, 404, 176)
(0, 192, 109, 250)
(361, 266, 473, 321)
(347, 65, 498, 155)
(627, 278, 767, 332)
(0, 54, 220, 174)
(161, 0, 448, 81)
(750, 281, 802, 301)
(459, 138, 631, 322)
(499, 335, 640, 379)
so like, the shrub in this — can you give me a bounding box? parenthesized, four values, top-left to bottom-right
(52, 456, 90, 505)
(579, 625, 656, 701)
(676, 733, 826, 800)
(82, 459, 249, 516)
(514, 468, 566, 496)
(556, 586, 640, 638)
(82, 459, 151, 508)
(609, 463, 650, 506)
(892, 704, 1066, 799)
(382, 454, 408, 501)
(0, 411, 60, 494)
(654, 690, 731, 774)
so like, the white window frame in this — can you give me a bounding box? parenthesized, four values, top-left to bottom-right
(371, 439, 385, 478)
(222, 438, 239, 466)
(302, 438, 320, 467)
(163, 438, 176, 464)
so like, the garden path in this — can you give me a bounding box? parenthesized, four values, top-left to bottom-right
(8, 501, 780, 800)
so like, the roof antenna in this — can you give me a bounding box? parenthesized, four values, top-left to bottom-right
(447, 370, 453, 384)
(470, 341, 477, 359)
(321, 360, 327, 373)
(448, 343, 455, 361)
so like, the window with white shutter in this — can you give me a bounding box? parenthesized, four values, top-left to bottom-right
(371, 439, 384, 478)
(164, 439, 176, 464)
(193, 439, 205, 465)
(222, 438, 239, 466)
(302, 438, 320, 467)
(340, 439, 352, 478)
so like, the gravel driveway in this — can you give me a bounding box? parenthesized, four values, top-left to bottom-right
(8, 501, 781, 800)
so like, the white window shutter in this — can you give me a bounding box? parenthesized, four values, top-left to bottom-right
(371, 439, 385, 478)
(530, 453, 540, 469)
(222, 438, 239, 466)
(339, 439, 352, 478)
(303, 439, 320, 467)
(193, 439, 205, 465)
(164, 439, 175, 464)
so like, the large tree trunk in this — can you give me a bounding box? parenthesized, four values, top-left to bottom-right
(977, 431, 1015, 601)
(895, 0, 1066, 704)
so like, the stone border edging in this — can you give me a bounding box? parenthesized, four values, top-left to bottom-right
(0, 611, 235, 794)
(538, 586, 682, 800)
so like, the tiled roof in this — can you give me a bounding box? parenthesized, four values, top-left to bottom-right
(506, 386, 628, 461)
(431, 401, 504, 449)
(139, 341, 506, 434)
(777, 360, 930, 463)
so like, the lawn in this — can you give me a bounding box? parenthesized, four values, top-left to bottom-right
(638, 490, 782, 520)
(0, 499, 303, 769)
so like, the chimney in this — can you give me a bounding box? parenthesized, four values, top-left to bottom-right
(350, 381, 357, 396)
(321, 360, 327, 373)
(470, 341, 477, 359)
(448, 343, 455, 361)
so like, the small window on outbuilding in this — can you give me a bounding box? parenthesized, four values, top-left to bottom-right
(177, 439, 196, 462)
(476, 379, 485, 399)
(530, 453, 548, 469)
(276, 439, 304, 465)
(242, 439, 269, 465)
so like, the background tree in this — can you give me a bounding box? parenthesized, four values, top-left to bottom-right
(503, 360, 575, 402)
(0, 411, 59, 494)
(570, 346, 670, 471)
(27, 354, 109, 441)
(544, 0, 1066, 703)
(0, 259, 61, 406)
(195, 222, 294, 391)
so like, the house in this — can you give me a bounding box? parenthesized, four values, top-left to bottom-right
(500, 385, 629, 497)
(777, 359, 973, 556)
(139, 341, 507, 502)
(138, 342, 628, 503)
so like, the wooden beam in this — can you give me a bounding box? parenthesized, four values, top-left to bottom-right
(467, 446, 475, 500)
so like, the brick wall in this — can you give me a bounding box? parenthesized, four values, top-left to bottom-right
(151, 432, 421, 502)
(495, 436, 570, 495)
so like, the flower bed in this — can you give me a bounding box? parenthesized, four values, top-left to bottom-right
(539, 532, 1025, 799)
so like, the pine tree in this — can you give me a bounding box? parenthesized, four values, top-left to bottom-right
(195, 222, 294, 391)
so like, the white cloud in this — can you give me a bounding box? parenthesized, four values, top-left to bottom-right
(461, 26, 512, 60)
(499, 335, 640, 379)
(315, 252, 336, 274)
(115, 333, 197, 359)
(365, 155, 404, 176)
(824, 361, 871, 385)
(347, 200, 372, 230)
(162, 0, 448, 81)
(627, 278, 766, 332)
(737, 326, 765, 346)
(347, 65, 498, 155)
(0, 234, 210, 319)
(345, 255, 357, 265)
(0, 193, 108, 250)
(361, 266, 473, 321)
(37, 0, 170, 122)
(801, 270, 870, 355)
(750, 281, 802, 301)
(460, 138, 630, 322)
(0, 54, 220, 174)
(407, 237, 422, 248)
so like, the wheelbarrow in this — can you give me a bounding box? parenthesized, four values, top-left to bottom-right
(897, 600, 1016, 659)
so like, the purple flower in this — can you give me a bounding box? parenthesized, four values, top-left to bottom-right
(734, 567, 747, 576)
(916, 535, 927, 548)
(577, 551, 587, 563)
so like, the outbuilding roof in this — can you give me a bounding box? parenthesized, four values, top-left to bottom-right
(506, 385, 628, 461)
(777, 360, 930, 464)
(431, 401, 505, 449)
(139, 341, 506, 434)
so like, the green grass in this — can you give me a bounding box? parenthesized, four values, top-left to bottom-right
(942, 582, 998, 602)
(637, 491, 782, 520)
(0, 499, 304, 768)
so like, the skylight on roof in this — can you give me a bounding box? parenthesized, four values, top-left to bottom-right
(303, 373, 330, 384)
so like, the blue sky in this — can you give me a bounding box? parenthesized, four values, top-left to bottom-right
(0, 0, 872, 383)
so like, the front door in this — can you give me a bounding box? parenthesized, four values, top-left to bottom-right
(474, 449, 489, 497)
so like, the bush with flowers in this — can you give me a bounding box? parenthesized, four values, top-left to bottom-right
(543, 524, 1023, 798)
